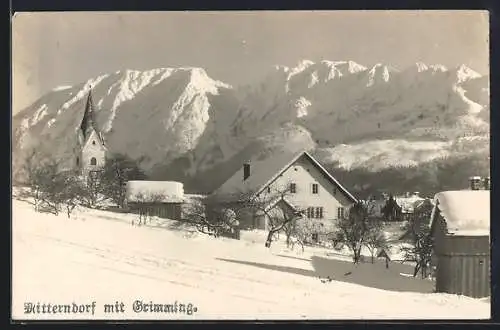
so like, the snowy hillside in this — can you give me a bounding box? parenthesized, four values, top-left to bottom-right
(12, 198, 490, 320)
(12, 60, 489, 193)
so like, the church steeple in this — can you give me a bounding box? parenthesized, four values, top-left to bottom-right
(80, 88, 97, 141)
(75, 86, 107, 177)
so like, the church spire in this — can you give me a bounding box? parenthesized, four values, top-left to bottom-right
(80, 87, 97, 140)
(78, 86, 104, 145)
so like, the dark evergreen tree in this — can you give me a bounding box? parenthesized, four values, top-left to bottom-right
(381, 195, 402, 222)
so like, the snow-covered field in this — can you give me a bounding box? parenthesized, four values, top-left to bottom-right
(12, 198, 490, 320)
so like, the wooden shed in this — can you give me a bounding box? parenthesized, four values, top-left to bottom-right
(429, 190, 490, 298)
(125, 180, 185, 220)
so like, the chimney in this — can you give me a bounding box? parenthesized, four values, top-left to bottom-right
(243, 162, 251, 181)
(469, 176, 482, 190)
(483, 177, 490, 190)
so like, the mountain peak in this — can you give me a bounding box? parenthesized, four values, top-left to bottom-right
(320, 60, 368, 78)
(347, 60, 368, 74)
(456, 64, 482, 83)
(186, 67, 233, 92)
(413, 62, 448, 74)
(367, 63, 398, 86)
(429, 64, 448, 72)
(415, 62, 429, 72)
(288, 60, 315, 78)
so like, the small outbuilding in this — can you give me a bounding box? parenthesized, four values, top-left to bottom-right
(429, 190, 490, 298)
(125, 180, 185, 220)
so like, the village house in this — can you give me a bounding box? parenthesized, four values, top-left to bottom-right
(74, 88, 107, 180)
(394, 192, 427, 222)
(210, 151, 358, 240)
(429, 189, 490, 298)
(125, 180, 185, 220)
(468, 175, 490, 191)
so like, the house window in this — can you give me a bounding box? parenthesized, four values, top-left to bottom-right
(312, 183, 319, 194)
(90, 157, 97, 165)
(315, 207, 324, 219)
(76, 156, 79, 166)
(337, 207, 345, 219)
(307, 207, 323, 219)
(267, 186, 271, 193)
(307, 207, 314, 219)
(290, 183, 297, 193)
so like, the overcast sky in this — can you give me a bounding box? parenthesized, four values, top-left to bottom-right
(12, 10, 489, 114)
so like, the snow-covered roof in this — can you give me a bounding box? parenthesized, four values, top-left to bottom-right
(431, 190, 490, 236)
(212, 150, 357, 203)
(126, 180, 185, 203)
(395, 194, 426, 213)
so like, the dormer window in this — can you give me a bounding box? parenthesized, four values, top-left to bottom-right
(90, 157, 97, 165)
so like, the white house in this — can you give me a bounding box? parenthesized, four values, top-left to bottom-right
(211, 150, 358, 231)
(74, 89, 108, 178)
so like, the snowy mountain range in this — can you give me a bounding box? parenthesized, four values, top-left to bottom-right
(12, 60, 490, 195)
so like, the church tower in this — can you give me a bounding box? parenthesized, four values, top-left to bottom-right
(76, 88, 107, 178)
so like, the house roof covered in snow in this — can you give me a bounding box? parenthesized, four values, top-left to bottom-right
(212, 150, 357, 203)
(431, 190, 490, 236)
(126, 180, 185, 203)
(395, 194, 427, 214)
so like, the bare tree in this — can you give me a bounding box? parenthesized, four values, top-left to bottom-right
(182, 195, 239, 238)
(400, 225, 433, 278)
(79, 170, 109, 209)
(16, 149, 46, 210)
(364, 222, 389, 263)
(333, 202, 383, 264)
(32, 159, 67, 215)
(240, 185, 305, 248)
(59, 173, 87, 219)
(286, 218, 332, 252)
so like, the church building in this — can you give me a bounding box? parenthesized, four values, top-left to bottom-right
(75, 88, 107, 178)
